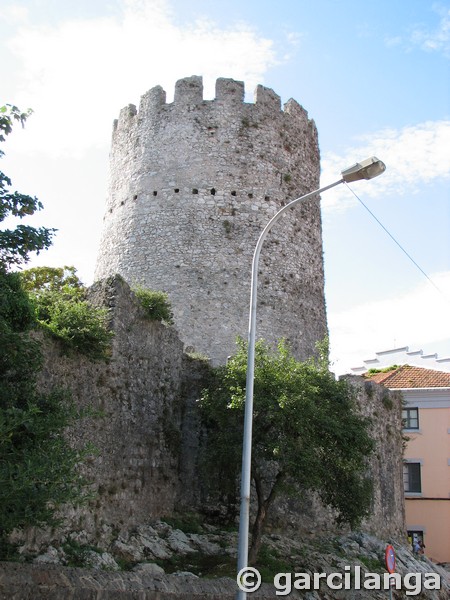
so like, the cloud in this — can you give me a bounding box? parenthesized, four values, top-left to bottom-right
(3, 0, 278, 158)
(328, 271, 450, 374)
(0, 4, 28, 24)
(320, 120, 450, 212)
(411, 7, 450, 56)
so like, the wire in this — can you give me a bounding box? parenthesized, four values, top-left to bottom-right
(344, 182, 448, 300)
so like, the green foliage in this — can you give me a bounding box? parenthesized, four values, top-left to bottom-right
(0, 105, 54, 269)
(62, 540, 104, 568)
(0, 270, 35, 332)
(20, 266, 113, 360)
(0, 390, 90, 533)
(156, 550, 236, 578)
(0, 112, 92, 556)
(200, 337, 374, 558)
(0, 270, 90, 554)
(381, 391, 394, 410)
(367, 365, 399, 375)
(358, 554, 384, 572)
(163, 512, 204, 535)
(20, 265, 84, 297)
(133, 287, 174, 325)
(222, 219, 232, 234)
(40, 300, 112, 359)
(255, 545, 293, 582)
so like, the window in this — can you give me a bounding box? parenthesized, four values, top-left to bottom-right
(407, 531, 425, 554)
(403, 462, 421, 493)
(402, 407, 419, 429)
(407, 530, 424, 545)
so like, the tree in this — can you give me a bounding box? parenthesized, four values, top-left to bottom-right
(0, 109, 89, 556)
(0, 104, 54, 269)
(0, 270, 90, 555)
(200, 338, 374, 564)
(20, 266, 113, 360)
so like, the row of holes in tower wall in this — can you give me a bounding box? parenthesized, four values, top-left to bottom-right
(113, 189, 288, 210)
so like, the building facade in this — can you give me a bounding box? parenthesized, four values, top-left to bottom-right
(365, 358, 450, 564)
(95, 76, 327, 364)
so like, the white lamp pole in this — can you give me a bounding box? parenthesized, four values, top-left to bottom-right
(236, 157, 386, 600)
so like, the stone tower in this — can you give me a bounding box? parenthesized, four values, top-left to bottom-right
(95, 76, 327, 364)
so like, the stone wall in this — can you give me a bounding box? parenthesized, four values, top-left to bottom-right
(353, 377, 406, 539)
(34, 275, 206, 542)
(0, 563, 272, 600)
(25, 276, 405, 550)
(94, 76, 327, 365)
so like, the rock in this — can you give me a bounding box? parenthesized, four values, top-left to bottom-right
(339, 540, 360, 555)
(66, 530, 91, 546)
(111, 530, 172, 562)
(167, 529, 196, 555)
(135, 524, 159, 538)
(84, 550, 120, 571)
(111, 539, 144, 563)
(173, 571, 199, 578)
(187, 533, 221, 555)
(33, 546, 63, 565)
(132, 562, 165, 575)
(136, 532, 172, 560)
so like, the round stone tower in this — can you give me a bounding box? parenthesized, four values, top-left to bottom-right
(95, 76, 327, 364)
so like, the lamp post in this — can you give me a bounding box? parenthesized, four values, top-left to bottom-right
(236, 156, 386, 600)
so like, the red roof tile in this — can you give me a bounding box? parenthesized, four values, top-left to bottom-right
(364, 365, 450, 388)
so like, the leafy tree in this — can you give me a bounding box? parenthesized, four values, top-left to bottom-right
(200, 338, 374, 563)
(0, 270, 90, 555)
(0, 104, 54, 269)
(20, 265, 84, 296)
(0, 110, 89, 556)
(20, 266, 113, 360)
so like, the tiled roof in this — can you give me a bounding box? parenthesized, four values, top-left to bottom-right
(364, 365, 450, 388)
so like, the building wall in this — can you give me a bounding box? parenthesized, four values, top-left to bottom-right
(403, 389, 450, 563)
(406, 501, 450, 564)
(95, 76, 327, 365)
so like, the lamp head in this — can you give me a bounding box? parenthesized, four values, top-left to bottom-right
(341, 156, 386, 183)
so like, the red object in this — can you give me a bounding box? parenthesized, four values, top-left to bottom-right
(385, 544, 396, 574)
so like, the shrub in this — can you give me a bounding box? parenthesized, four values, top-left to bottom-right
(20, 266, 113, 360)
(41, 299, 113, 359)
(133, 287, 174, 325)
(0, 269, 91, 555)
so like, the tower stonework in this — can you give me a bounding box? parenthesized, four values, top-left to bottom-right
(95, 76, 327, 364)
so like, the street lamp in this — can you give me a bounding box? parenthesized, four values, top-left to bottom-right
(236, 156, 386, 599)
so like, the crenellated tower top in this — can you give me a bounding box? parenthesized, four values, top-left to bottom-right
(95, 76, 327, 364)
(113, 75, 310, 127)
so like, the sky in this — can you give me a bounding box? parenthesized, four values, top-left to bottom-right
(1, 0, 449, 374)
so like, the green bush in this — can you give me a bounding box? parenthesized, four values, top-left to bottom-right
(133, 287, 174, 325)
(20, 266, 113, 360)
(0, 112, 91, 555)
(41, 299, 113, 359)
(0, 271, 35, 331)
(0, 270, 91, 555)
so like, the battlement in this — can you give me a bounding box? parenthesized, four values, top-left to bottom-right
(113, 75, 309, 132)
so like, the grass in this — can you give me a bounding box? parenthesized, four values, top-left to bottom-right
(156, 551, 236, 578)
(162, 513, 204, 535)
(254, 545, 295, 583)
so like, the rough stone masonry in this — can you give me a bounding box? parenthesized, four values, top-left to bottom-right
(95, 76, 327, 364)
